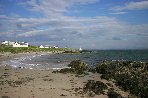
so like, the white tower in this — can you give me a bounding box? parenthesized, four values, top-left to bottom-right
(79, 47, 82, 51)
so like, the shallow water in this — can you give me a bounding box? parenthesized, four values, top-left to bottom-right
(2, 50, 148, 69)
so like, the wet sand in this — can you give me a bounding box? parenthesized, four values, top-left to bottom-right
(0, 53, 129, 98)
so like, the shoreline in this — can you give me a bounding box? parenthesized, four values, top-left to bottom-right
(0, 52, 60, 65)
(0, 66, 129, 98)
(0, 53, 130, 98)
(0, 52, 70, 70)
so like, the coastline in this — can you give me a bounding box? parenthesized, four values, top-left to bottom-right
(0, 52, 130, 98)
(0, 52, 60, 65)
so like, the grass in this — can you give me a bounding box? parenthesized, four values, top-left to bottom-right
(0, 46, 78, 53)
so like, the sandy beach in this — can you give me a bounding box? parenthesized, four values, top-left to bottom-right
(0, 53, 129, 98)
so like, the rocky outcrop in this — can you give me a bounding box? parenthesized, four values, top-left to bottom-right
(53, 60, 88, 74)
(68, 60, 88, 74)
(53, 60, 148, 98)
(95, 60, 148, 98)
(83, 80, 108, 96)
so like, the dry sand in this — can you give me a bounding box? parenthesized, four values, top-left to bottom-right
(0, 53, 129, 98)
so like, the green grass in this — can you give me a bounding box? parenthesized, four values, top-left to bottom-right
(0, 46, 77, 53)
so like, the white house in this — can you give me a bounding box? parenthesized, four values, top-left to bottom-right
(2, 41, 15, 46)
(39, 45, 58, 48)
(2, 41, 28, 47)
(39, 45, 49, 48)
(12, 42, 28, 47)
(2, 41, 9, 45)
(44, 45, 50, 48)
(53, 46, 59, 49)
(39, 45, 44, 48)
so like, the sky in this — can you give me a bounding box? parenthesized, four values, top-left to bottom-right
(0, 0, 148, 49)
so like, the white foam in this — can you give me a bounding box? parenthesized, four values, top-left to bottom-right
(2, 54, 69, 70)
(2, 54, 42, 68)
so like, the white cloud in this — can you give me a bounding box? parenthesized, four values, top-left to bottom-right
(111, 1, 148, 11)
(16, 16, 148, 38)
(21, 0, 99, 16)
(1, 12, 148, 49)
(17, 30, 46, 37)
(0, 0, 148, 49)
(110, 12, 127, 15)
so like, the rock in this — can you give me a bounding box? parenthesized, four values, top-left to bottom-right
(60, 94, 67, 96)
(107, 90, 123, 98)
(52, 68, 74, 74)
(83, 80, 108, 95)
(88, 68, 96, 73)
(68, 60, 88, 74)
(88, 91, 96, 97)
(52, 60, 88, 74)
(95, 60, 148, 98)
(2, 96, 10, 98)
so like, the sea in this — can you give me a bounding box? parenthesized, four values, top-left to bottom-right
(2, 50, 148, 70)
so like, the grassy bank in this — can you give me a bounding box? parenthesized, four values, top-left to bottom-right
(0, 46, 79, 53)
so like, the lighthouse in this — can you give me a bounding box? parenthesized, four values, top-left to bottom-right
(79, 47, 82, 51)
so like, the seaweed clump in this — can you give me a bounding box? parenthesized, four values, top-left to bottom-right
(95, 60, 148, 98)
(68, 60, 88, 74)
(83, 80, 108, 96)
(53, 60, 88, 74)
(107, 89, 123, 98)
(2, 96, 10, 98)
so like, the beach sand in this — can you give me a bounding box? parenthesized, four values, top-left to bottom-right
(0, 53, 129, 98)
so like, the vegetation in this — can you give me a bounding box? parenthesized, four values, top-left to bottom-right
(107, 89, 123, 98)
(53, 60, 136, 98)
(83, 60, 148, 98)
(53, 60, 88, 74)
(2, 96, 10, 98)
(83, 80, 108, 95)
(52, 68, 74, 74)
(96, 60, 148, 98)
(62, 50, 80, 53)
(52, 57, 148, 98)
(53, 59, 148, 97)
(68, 60, 88, 74)
(0, 46, 78, 53)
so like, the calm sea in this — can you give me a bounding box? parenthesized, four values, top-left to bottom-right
(3, 50, 148, 69)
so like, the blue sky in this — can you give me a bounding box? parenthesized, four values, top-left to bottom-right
(0, 0, 148, 49)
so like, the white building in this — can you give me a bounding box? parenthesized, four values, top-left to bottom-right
(39, 45, 58, 48)
(39, 45, 44, 48)
(2, 41, 15, 46)
(53, 46, 59, 49)
(39, 45, 50, 48)
(44, 45, 50, 48)
(79, 47, 82, 51)
(12, 42, 28, 47)
(1, 41, 28, 47)
(2, 41, 9, 45)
